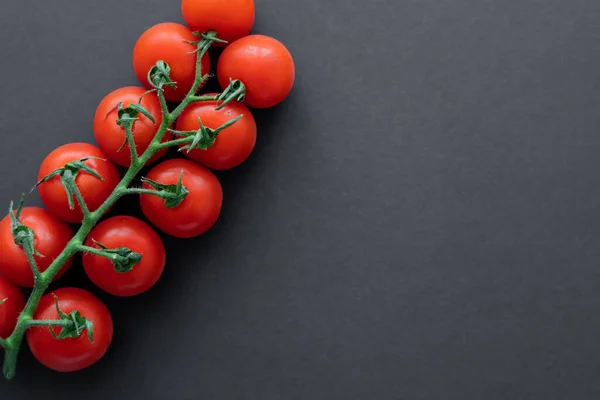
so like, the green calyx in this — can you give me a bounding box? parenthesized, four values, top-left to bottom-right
(9, 195, 43, 257)
(110, 102, 156, 129)
(140, 170, 188, 208)
(49, 296, 94, 342)
(110, 102, 156, 153)
(90, 240, 142, 273)
(216, 79, 246, 110)
(148, 60, 177, 91)
(187, 30, 228, 54)
(32, 157, 104, 211)
(170, 114, 243, 153)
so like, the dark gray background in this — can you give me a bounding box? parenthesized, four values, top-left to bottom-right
(1, 0, 600, 399)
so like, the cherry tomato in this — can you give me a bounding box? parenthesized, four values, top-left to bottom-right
(140, 159, 223, 238)
(132, 23, 210, 102)
(176, 96, 257, 170)
(94, 86, 172, 167)
(83, 216, 166, 297)
(37, 143, 120, 223)
(0, 277, 25, 338)
(27, 288, 113, 373)
(181, 0, 255, 45)
(217, 35, 295, 109)
(0, 207, 73, 287)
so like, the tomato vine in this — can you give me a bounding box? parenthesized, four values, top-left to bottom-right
(0, 0, 295, 379)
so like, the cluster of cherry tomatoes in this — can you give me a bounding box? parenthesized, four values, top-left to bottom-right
(0, 0, 293, 375)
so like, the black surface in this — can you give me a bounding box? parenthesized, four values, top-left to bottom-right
(2, 0, 600, 399)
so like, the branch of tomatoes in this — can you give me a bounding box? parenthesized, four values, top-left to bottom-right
(0, 0, 295, 379)
(0, 31, 236, 379)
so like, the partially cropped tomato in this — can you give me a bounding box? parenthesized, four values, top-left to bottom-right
(182, 0, 255, 45)
(0, 208, 73, 287)
(37, 143, 120, 223)
(132, 23, 210, 102)
(140, 159, 223, 238)
(217, 35, 295, 108)
(0, 277, 25, 338)
(176, 97, 257, 170)
(27, 288, 113, 373)
(94, 86, 172, 167)
(83, 216, 166, 297)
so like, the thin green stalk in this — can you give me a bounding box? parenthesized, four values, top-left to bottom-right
(66, 178, 92, 220)
(170, 32, 213, 120)
(76, 245, 109, 258)
(190, 95, 218, 103)
(24, 320, 72, 328)
(23, 243, 41, 282)
(123, 188, 167, 197)
(157, 90, 169, 123)
(124, 125, 139, 165)
(156, 137, 193, 150)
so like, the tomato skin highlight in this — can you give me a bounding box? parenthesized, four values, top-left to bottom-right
(0, 207, 73, 287)
(132, 22, 210, 102)
(83, 216, 166, 297)
(181, 0, 255, 46)
(140, 159, 223, 238)
(217, 35, 295, 109)
(176, 97, 257, 170)
(37, 143, 120, 224)
(26, 288, 113, 373)
(0, 277, 25, 338)
(93, 86, 171, 167)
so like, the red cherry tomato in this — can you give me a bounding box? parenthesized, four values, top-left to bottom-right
(217, 35, 295, 108)
(0, 207, 73, 287)
(140, 159, 223, 238)
(176, 97, 257, 170)
(0, 277, 25, 338)
(181, 0, 255, 45)
(83, 216, 166, 297)
(26, 288, 113, 373)
(37, 143, 120, 223)
(93, 86, 172, 167)
(132, 23, 210, 102)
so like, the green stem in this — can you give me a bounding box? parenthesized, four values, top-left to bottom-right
(66, 178, 91, 220)
(123, 188, 167, 197)
(170, 31, 213, 120)
(190, 95, 218, 103)
(0, 31, 222, 380)
(24, 320, 71, 328)
(124, 125, 139, 165)
(76, 245, 111, 259)
(156, 137, 193, 150)
(157, 90, 169, 122)
(23, 243, 41, 282)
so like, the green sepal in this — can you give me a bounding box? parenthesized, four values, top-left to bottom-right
(186, 31, 227, 54)
(191, 31, 228, 44)
(141, 170, 189, 208)
(50, 296, 94, 343)
(115, 102, 156, 128)
(111, 102, 156, 153)
(147, 60, 177, 91)
(92, 240, 142, 273)
(8, 195, 43, 257)
(216, 79, 246, 110)
(31, 157, 104, 210)
(170, 114, 243, 153)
